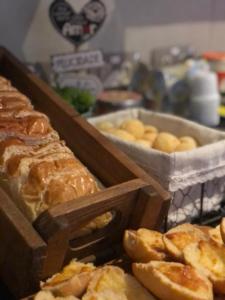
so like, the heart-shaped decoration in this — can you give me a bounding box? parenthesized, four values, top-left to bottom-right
(49, 0, 106, 47)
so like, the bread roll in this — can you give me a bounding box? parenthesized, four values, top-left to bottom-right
(142, 133, 157, 145)
(163, 223, 209, 261)
(83, 265, 155, 300)
(120, 119, 145, 139)
(96, 121, 114, 132)
(144, 125, 158, 134)
(109, 129, 135, 142)
(42, 260, 95, 297)
(175, 136, 198, 152)
(123, 229, 167, 262)
(153, 132, 180, 153)
(184, 240, 225, 294)
(133, 261, 213, 300)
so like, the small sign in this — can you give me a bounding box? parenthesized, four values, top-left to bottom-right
(51, 50, 104, 73)
(49, 0, 106, 47)
(56, 73, 103, 96)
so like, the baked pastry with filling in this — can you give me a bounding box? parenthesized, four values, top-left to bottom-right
(123, 229, 167, 262)
(34, 290, 79, 300)
(133, 261, 213, 300)
(42, 260, 95, 297)
(184, 240, 225, 294)
(163, 223, 209, 261)
(83, 265, 156, 300)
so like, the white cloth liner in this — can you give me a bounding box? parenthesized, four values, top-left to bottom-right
(89, 108, 225, 192)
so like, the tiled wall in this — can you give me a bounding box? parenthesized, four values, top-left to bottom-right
(1, 0, 225, 63)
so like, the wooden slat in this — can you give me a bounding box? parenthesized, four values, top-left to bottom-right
(0, 188, 46, 298)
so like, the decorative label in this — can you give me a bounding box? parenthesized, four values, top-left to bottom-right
(51, 50, 104, 73)
(49, 0, 106, 47)
(57, 73, 103, 96)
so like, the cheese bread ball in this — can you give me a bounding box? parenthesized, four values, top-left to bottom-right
(175, 136, 198, 152)
(153, 132, 180, 153)
(96, 121, 114, 132)
(120, 119, 145, 139)
(144, 125, 158, 134)
(110, 129, 135, 142)
(142, 133, 158, 146)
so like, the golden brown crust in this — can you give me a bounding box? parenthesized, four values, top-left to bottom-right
(42, 261, 95, 297)
(184, 240, 225, 294)
(123, 229, 167, 262)
(133, 261, 213, 300)
(163, 223, 209, 261)
(83, 265, 155, 300)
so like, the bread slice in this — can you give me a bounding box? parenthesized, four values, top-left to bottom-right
(163, 223, 209, 261)
(184, 240, 225, 294)
(34, 290, 79, 300)
(123, 229, 167, 262)
(133, 261, 213, 300)
(83, 265, 156, 300)
(41, 260, 95, 297)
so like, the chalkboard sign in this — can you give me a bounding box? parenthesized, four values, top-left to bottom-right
(49, 0, 106, 47)
(57, 73, 103, 96)
(51, 50, 104, 73)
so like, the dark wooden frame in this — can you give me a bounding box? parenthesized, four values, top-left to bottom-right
(0, 47, 170, 299)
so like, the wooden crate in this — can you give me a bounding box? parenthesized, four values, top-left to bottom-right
(0, 47, 170, 299)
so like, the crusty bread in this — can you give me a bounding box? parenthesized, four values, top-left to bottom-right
(123, 229, 167, 262)
(133, 261, 213, 300)
(83, 265, 156, 300)
(42, 261, 95, 297)
(184, 240, 225, 294)
(163, 223, 209, 261)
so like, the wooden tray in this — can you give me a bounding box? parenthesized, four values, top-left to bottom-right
(0, 47, 170, 299)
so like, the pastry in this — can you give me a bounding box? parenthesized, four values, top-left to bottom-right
(153, 132, 180, 153)
(175, 136, 198, 152)
(209, 225, 224, 245)
(109, 129, 135, 142)
(123, 229, 167, 262)
(144, 125, 158, 134)
(34, 291, 79, 300)
(120, 119, 145, 139)
(83, 265, 155, 300)
(163, 223, 209, 261)
(133, 261, 213, 300)
(184, 240, 225, 294)
(142, 133, 157, 145)
(42, 260, 95, 297)
(96, 121, 114, 132)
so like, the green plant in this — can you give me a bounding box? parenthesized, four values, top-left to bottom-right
(55, 86, 95, 114)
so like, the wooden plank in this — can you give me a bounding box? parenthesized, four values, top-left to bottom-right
(0, 188, 46, 298)
(34, 179, 146, 276)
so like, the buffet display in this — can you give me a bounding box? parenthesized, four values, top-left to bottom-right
(0, 46, 225, 300)
(27, 218, 225, 300)
(0, 47, 169, 299)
